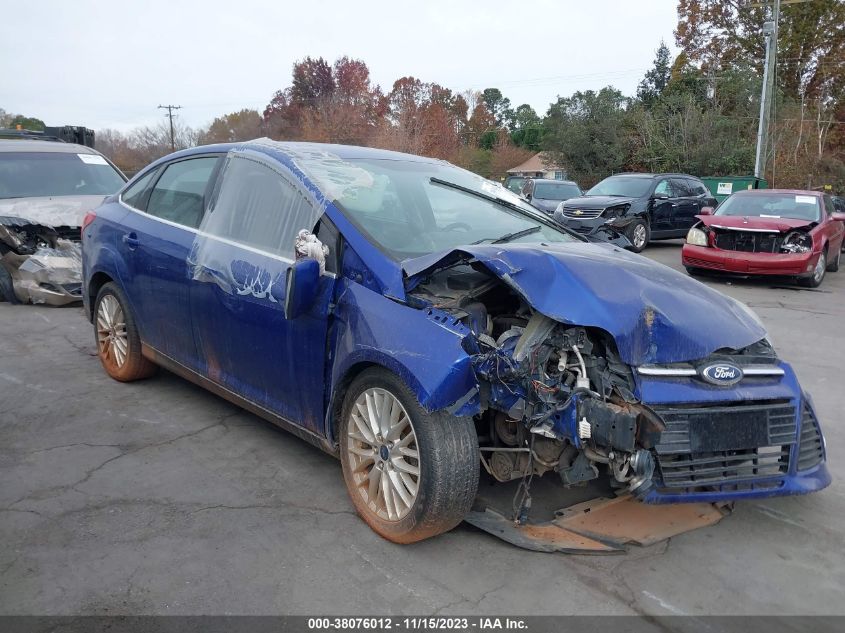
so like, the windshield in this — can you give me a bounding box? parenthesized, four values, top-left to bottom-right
(0, 151, 125, 199)
(504, 177, 525, 193)
(586, 175, 652, 198)
(534, 182, 580, 200)
(716, 193, 821, 222)
(300, 157, 580, 259)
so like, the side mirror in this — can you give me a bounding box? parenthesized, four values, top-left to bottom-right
(525, 193, 532, 200)
(700, 206, 714, 215)
(284, 258, 320, 320)
(831, 212, 845, 222)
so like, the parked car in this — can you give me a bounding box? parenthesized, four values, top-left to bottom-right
(520, 178, 581, 214)
(502, 175, 526, 194)
(83, 141, 830, 545)
(554, 172, 717, 253)
(0, 138, 126, 304)
(682, 189, 845, 288)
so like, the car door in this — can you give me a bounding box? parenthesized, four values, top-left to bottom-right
(649, 178, 676, 233)
(117, 155, 222, 369)
(823, 194, 845, 251)
(188, 152, 334, 433)
(669, 178, 699, 232)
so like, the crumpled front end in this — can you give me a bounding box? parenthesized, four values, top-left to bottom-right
(404, 245, 830, 550)
(0, 216, 83, 306)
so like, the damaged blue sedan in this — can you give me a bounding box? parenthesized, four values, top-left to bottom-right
(81, 141, 830, 548)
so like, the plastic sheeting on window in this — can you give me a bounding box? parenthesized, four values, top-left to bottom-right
(188, 149, 325, 295)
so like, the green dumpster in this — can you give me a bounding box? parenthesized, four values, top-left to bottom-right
(700, 176, 768, 204)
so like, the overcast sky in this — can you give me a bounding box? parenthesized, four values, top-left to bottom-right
(2, 0, 679, 132)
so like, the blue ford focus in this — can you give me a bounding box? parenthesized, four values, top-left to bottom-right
(81, 140, 830, 546)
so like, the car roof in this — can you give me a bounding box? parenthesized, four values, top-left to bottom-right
(608, 172, 700, 179)
(169, 139, 440, 164)
(527, 178, 579, 185)
(0, 138, 103, 154)
(732, 189, 821, 197)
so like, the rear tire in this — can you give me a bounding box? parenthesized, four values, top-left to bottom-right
(627, 219, 650, 253)
(798, 251, 827, 288)
(93, 282, 157, 381)
(339, 368, 479, 543)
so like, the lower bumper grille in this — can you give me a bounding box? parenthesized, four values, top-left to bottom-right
(715, 231, 784, 253)
(652, 400, 797, 493)
(797, 403, 824, 470)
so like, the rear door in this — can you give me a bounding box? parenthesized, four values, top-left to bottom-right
(823, 194, 845, 252)
(118, 155, 222, 369)
(188, 153, 333, 433)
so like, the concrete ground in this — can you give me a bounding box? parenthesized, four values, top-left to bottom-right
(1, 240, 843, 616)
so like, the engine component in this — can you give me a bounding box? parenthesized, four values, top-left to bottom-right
(628, 449, 655, 498)
(494, 413, 521, 446)
(488, 450, 531, 482)
(579, 398, 637, 452)
(560, 451, 599, 486)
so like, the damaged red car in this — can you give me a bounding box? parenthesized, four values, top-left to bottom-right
(682, 190, 845, 287)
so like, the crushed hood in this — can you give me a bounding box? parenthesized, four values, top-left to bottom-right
(403, 243, 767, 366)
(699, 214, 815, 232)
(562, 195, 636, 209)
(0, 195, 107, 228)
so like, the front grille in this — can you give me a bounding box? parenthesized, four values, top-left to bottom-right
(560, 208, 603, 219)
(797, 403, 824, 470)
(652, 400, 796, 493)
(714, 230, 783, 253)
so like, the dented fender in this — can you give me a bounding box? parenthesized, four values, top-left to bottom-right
(328, 279, 480, 428)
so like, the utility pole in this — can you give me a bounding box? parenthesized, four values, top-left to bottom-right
(158, 104, 182, 151)
(754, 0, 780, 179)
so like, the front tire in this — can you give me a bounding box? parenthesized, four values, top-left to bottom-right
(339, 368, 479, 543)
(94, 282, 157, 381)
(798, 251, 827, 288)
(627, 219, 650, 253)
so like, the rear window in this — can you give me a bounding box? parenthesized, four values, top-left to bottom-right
(716, 193, 821, 222)
(0, 151, 125, 199)
(534, 182, 581, 200)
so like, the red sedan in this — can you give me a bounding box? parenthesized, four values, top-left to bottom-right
(682, 189, 845, 287)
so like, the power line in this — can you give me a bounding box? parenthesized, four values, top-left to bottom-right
(158, 104, 182, 151)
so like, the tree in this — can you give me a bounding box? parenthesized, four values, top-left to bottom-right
(675, 0, 845, 103)
(637, 41, 672, 107)
(2, 113, 45, 131)
(199, 109, 264, 144)
(510, 104, 542, 149)
(481, 88, 515, 130)
(542, 88, 630, 186)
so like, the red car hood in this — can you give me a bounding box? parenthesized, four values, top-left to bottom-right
(699, 214, 815, 232)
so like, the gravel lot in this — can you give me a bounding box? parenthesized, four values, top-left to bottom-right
(1, 240, 843, 616)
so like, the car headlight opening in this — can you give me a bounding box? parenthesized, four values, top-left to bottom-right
(781, 230, 812, 253)
(686, 227, 708, 246)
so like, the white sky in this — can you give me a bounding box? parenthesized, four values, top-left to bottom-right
(1, 0, 679, 132)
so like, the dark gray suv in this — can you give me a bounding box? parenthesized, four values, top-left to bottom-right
(553, 172, 717, 252)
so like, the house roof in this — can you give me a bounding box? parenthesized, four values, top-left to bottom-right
(506, 152, 560, 174)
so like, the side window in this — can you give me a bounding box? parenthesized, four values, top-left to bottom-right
(670, 178, 692, 197)
(203, 156, 321, 259)
(121, 168, 158, 210)
(653, 179, 672, 197)
(146, 157, 219, 228)
(687, 179, 709, 197)
(823, 195, 835, 218)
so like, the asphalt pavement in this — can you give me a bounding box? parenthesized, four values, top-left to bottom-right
(1, 240, 843, 616)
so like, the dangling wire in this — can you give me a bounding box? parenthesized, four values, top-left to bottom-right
(512, 434, 536, 525)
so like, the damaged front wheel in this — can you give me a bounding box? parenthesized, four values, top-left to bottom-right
(339, 368, 479, 543)
(94, 283, 157, 382)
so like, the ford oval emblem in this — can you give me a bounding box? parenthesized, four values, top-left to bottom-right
(700, 363, 744, 386)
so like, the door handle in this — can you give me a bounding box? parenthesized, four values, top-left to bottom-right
(122, 233, 139, 250)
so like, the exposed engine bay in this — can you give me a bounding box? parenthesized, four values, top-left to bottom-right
(410, 263, 667, 517)
(0, 215, 83, 306)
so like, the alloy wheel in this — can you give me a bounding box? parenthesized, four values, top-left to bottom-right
(96, 294, 128, 368)
(813, 252, 826, 284)
(633, 224, 647, 249)
(346, 387, 420, 521)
